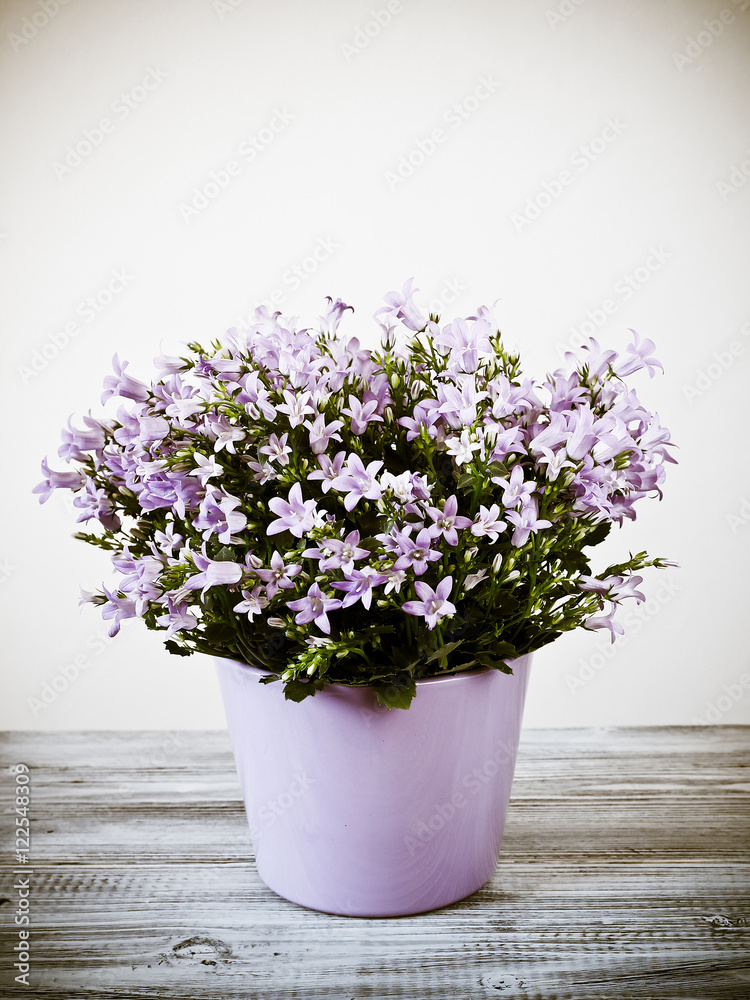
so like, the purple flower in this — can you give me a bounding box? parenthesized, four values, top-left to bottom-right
(259, 433, 292, 465)
(205, 414, 245, 454)
(304, 414, 343, 455)
(424, 495, 473, 546)
(583, 601, 625, 643)
(73, 480, 120, 532)
(286, 583, 342, 634)
(112, 550, 164, 615)
(317, 296, 354, 336)
(505, 498, 552, 546)
(194, 491, 247, 544)
(565, 337, 617, 379)
(255, 551, 302, 599)
(268, 483, 323, 537)
(471, 504, 507, 542)
(112, 405, 144, 447)
(375, 278, 428, 332)
(409, 473, 432, 501)
(528, 412, 568, 457)
(393, 528, 442, 576)
(183, 545, 243, 597)
(101, 354, 150, 404)
(138, 414, 170, 444)
(277, 389, 315, 428)
(100, 583, 138, 637)
(535, 446, 575, 481)
(153, 522, 183, 556)
(340, 395, 384, 435)
(402, 576, 456, 630)
(247, 460, 276, 484)
(611, 329, 664, 379)
(233, 585, 269, 621)
(578, 574, 646, 603)
(58, 413, 107, 462)
(153, 353, 188, 377)
(486, 426, 525, 463)
(156, 597, 197, 638)
(303, 530, 369, 574)
(332, 567, 388, 609)
(565, 406, 599, 461)
(187, 453, 224, 487)
(436, 378, 487, 429)
(307, 450, 346, 493)
(492, 464, 536, 508)
(32, 457, 86, 503)
(398, 399, 442, 442)
(330, 453, 383, 511)
(434, 316, 493, 372)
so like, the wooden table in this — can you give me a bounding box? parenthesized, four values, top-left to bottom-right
(1, 727, 748, 999)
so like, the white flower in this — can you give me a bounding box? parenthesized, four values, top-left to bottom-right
(464, 569, 488, 591)
(444, 430, 482, 466)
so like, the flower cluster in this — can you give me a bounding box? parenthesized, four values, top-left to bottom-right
(34, 281, 676, 708)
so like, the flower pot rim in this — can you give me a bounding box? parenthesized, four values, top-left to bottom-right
(214, 653, 529, 693)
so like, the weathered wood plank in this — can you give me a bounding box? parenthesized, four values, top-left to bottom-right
(1, 728, 748, 999)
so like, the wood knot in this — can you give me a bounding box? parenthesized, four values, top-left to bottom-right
(700, 913, 747, 928)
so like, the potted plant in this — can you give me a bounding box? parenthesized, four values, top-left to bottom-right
(34, 279, 675, 916)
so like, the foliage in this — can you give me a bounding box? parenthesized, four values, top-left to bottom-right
(35, 280, 676, 707)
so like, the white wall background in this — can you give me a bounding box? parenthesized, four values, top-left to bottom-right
(2, 0, 749, 730)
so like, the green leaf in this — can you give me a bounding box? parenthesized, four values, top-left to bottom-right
(283, 680, 318, 703)
(425, 640, 464, 663)
(213, 545, 237, 562)
(374, 677, 417, 710)
(582, 522, 611, 548)
(203, 622, 237, 644)
(486, 461, 509, 479)
(165, 640, 193, 657)
(357, 508, 382, 536)
(256, 673, 278, 685)
(491, 641, 519, 659)
(491, 592, 522, 617)
(474, 654, 514, 674)
(526, 630, 562, 652)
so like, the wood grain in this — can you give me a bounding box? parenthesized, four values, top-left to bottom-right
(1, 727, 748, 999)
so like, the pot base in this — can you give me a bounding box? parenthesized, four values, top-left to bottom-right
(215, 657, 531, 917)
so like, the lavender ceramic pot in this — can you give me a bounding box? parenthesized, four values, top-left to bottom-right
(215, 655, 531, 917)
